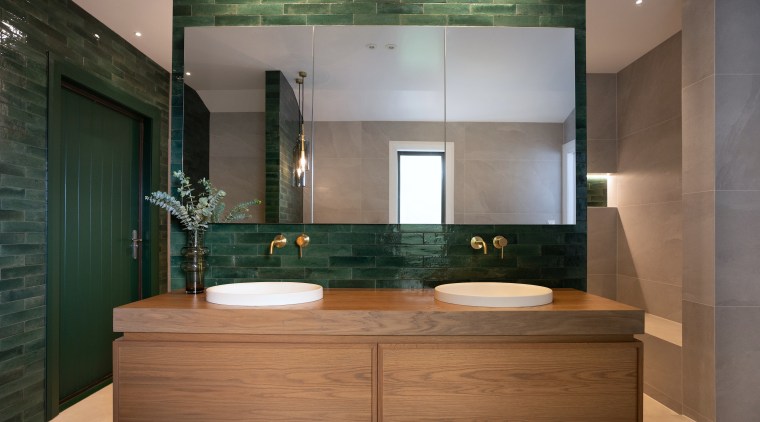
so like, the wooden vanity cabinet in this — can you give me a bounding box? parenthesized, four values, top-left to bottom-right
(113, 338, 375, 421)
(113, 290, 644, 421)
(379, 341, 642, 421)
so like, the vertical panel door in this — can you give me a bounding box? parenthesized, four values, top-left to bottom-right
(57, 82, 144, 407)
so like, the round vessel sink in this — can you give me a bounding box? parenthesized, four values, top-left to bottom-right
(205, 282, 323, 306)
(434, 282, 553, 307)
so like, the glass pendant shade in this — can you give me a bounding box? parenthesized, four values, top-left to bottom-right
(292, 132, 309, 187)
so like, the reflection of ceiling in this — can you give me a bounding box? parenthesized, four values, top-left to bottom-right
(185, 26, 575, 123)
(72, 0, 682, 80)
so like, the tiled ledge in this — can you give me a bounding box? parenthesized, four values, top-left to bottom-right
(645, 313, 682, 347)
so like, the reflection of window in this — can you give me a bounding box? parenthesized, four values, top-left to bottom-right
(388, 141, 454, 224)
(398, 152, 444, 224)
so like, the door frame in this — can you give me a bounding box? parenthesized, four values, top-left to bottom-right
(45, 56, 162, 419)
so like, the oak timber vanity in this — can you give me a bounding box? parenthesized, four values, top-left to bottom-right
(112, 288, 644, 421)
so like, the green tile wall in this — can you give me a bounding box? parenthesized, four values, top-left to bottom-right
(0, 1, 170, 419)
(587, 177, 608, 207)
(265, 71, 304, 224)
(171, 0, 587, 291)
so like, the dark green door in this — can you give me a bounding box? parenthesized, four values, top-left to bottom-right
(57, 82, 144, 407)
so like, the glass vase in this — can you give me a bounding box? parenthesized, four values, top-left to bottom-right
(180, 230, 208, 294)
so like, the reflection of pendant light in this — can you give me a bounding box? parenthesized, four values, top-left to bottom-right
(292, 71, 309, 188)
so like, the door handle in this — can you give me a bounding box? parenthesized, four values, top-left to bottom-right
(131, 230, 142, 260)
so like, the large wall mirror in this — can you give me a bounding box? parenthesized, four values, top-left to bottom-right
(184, 25, 576, 225)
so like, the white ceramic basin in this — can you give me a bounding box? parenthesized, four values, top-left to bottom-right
(434, 282, 553, 307)
(205, 282, 323, 306)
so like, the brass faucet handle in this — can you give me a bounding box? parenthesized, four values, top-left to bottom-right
(470, 236, 488, 255)
(269, 234, 287, 255)
(493, 235, 508, 259)
(295, 234, 310, 258)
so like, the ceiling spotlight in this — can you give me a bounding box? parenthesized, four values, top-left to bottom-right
(185, 72, 191, 76)
(367, 43, 376, 50)
(385, 44, 396, 50)
(635, 0, 643, 4)
(135, 31, 142, 37)
(93, 33, 100, 40)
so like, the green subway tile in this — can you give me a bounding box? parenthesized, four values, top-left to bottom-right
(423, 4, 469, 14)
(305, 268, 352, 280)
(447, 14, 493, 25)
(376, 280, 424, 289)
(329, 256, 375, 267)
(398, 224, 444, 233)
(375, 256, 425, 267)
(328, 232, 376, 244)
(235, 256, 282, 267)
(539, 15, 584, 28)
(215, 15, 262, 25)
(494, 15, 540, 26)
(281, 256, 329, 268)
(256, 268, 306, 279)
(353, 13, 401, 25)
(175, 0, 215, 5)
(400, 14, 448, 25)
(191, 4, 237, 15)
(516, 4, 562, 16)
(445, 0, 492, 3)
(307, 14, 353, 25)
(352, 224, 399, 233)
(471, 4, 516, 14)
(307, 224, 353, 233)
(330, 3, 377, 14)
(206, 256, 234, 266)
(284, 4, 330, 14)
(303, 244, 353, 257)
(378, 3, 423, 14)
(328, 280, 376, 288)
(173, 16, 216, 27)
(262, 15, 307, 25)
(378, 233, 424, 245)
(174, 5, 192, 16)
(209, 267, 257, 278)
(563, 4, 585, 16)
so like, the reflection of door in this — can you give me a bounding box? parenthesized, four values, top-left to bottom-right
(55, 81, 145, 408)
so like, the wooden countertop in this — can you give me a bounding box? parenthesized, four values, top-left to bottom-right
(113, 288, 644, 337)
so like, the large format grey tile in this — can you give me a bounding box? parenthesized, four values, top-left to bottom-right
(587, 274, 617, 300)
(638, 333, 683, 414)
(682, 75, 715, 195)
(617, 275, 682, 322)
(716, 306, 760, 421)
(587, 73, 618, 141)
(682, 0, 715, 88)
(715, 0, 760, 75)
(715, 75, 760, 190)
(588, 207, 618, 275)
(715, 190, 760, 306)
(617, 117, 682, 207)
(588, 139, 617, 174)
(682, 191, 715, 306)
(618, 33, 682, 138)
(313, 121, 362, 159)
(462, 122, 562, 162)
(682, 300, 716, 422)
(617, 202, 683, 286)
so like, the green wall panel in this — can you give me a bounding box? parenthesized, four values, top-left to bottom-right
(0, 1, 170, 419)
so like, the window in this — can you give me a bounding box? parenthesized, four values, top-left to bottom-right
(388, 141, 454, 224)
(398, 152, 444, 224)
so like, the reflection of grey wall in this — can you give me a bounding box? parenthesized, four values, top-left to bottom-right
(448, 122, 563, 224)
(210, 112, 265, 223)
(312, 121, 562, 224)
(313, 121, 444, 223)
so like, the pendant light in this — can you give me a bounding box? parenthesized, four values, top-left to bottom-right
(292, 71, 309, 188)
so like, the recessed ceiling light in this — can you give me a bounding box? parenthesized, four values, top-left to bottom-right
(367, 43, 376, 50)
(635, 0, 643, 4)
(185, 72, 191, 76)
(93, 33, 100, 40)
(135, 31, 142, 37)
(385, 44, 397, 50)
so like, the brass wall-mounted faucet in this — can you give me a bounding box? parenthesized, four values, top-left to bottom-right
(493, 235, 508, 259)
(470, 236, 488, 254)
(269, 234, 287, 255)
(295, 233, 310, 258)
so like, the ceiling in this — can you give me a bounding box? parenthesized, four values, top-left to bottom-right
(185, 26, 576, 122)
(72, 0, 682, 75)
